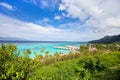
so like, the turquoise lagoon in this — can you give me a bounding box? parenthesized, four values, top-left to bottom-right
(0, 42, 86, 58)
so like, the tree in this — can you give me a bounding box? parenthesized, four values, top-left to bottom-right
(45, 51, 49, 58)
(40, 48, 44, 53)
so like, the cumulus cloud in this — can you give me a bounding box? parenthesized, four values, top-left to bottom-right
(59, 0, 120, 31)
(54, 15, 61, 20)
(59, 4, 66, 11)
(0, 2, 14, 10)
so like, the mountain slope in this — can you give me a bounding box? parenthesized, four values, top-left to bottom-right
(0, 37, 25, 41)
(89, 34, 120, 44)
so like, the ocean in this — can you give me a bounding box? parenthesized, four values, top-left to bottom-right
(0, 41, 86, 58)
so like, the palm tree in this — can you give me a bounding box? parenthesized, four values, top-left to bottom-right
(26, 49, 31, 54)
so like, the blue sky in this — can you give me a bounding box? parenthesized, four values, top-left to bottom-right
(0, 0, 120, 41)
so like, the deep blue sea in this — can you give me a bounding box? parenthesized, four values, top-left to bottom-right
(0, 41, 86, 58)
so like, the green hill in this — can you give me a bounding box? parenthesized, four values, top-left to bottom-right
(89, 34, 120, 44)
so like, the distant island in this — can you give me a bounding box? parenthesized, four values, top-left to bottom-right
(89, 34, 120, 44)
(0, 37, 85, 43)
(0, 37, 25, 41)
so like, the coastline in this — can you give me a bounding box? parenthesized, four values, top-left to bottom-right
(0, 42, 86, 58)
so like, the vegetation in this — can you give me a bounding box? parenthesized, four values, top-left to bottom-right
(89, 34, 120, 44)
(0, 42, 120, 80)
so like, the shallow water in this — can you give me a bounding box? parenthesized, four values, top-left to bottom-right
(0, 42, 86, 58)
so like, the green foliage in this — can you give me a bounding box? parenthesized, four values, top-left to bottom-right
(0, 44, 35, 80)
(0, 43, 120, 80)
(40, 48, 44, 53)
(80, 45, 89, 54)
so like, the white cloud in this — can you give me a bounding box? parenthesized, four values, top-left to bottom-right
(0, 14, 88, 41)
(42, 18, 51, 23)
(59, 4, 66, 11)
(55, 15, 61, 20)
(0, 2, 14, 10)
(23, 0, 59, 9)
(59, 0, 120, 31)
(87, 16, 120, 31)
(40, 0, 49, 8)
(37, 17, 52, 24)
(0, 14, 60, 40)
(0, 14, 119, 41)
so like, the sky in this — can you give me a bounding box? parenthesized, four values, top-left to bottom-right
(0, 0, 120, 41)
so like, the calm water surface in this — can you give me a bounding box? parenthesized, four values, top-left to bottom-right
(0, 41, 86, 58)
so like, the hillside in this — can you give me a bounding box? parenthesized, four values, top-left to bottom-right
(89, 34, 120, 44)
(0, 44, 120, 80)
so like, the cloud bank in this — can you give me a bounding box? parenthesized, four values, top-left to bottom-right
(0, 14, 89, 41)
(59, 0, 120, 31)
